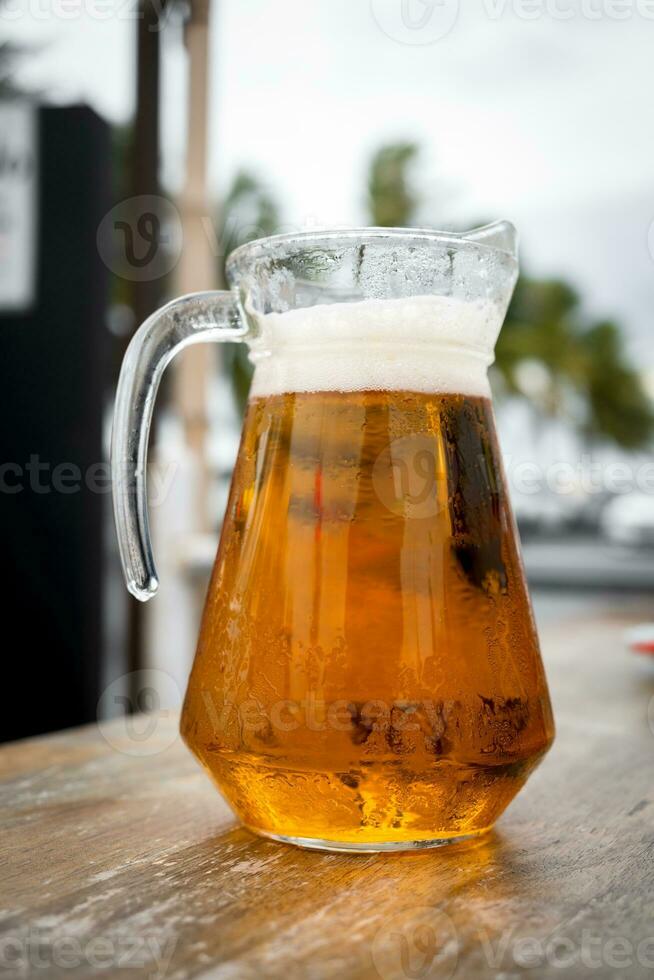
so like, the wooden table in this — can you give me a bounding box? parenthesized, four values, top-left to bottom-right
(2, 603, 654, 979)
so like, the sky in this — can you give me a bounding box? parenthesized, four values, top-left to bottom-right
(3, 0, 654, 363)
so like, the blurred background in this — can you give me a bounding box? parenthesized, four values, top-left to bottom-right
(2, 0, 654, 741)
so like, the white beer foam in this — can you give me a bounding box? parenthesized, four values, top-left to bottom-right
(248, 295, 501, 398)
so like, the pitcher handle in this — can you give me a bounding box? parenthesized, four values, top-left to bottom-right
(111, 291, 248, 602)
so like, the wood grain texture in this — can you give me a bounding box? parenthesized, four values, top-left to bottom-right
(2, 604, 654, 980)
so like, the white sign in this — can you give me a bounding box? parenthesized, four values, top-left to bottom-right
(0, 102, 38, 312)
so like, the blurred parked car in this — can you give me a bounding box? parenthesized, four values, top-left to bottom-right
(513, 488, 596, 538)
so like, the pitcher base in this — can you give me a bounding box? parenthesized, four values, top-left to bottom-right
(245, 825, 491, 853)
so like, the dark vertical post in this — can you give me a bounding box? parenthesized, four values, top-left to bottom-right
(0, 105, 110, 740)
(125, 1, 165, 679)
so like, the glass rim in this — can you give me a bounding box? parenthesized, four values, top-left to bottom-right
(226, 222, 518, 278)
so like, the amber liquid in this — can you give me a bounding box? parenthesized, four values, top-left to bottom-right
(181, 390, 554, 847)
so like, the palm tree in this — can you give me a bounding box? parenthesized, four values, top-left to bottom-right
(365, 142, 654, 451)
(368, 142, 420, 227)
(580, 321, 654, 449)
(221, 171, 281, 258)
(495, 274, 654, 450)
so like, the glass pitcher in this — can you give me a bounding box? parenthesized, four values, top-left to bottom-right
(112, 224, 555, 852)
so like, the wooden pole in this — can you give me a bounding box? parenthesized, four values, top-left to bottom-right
(174, 0, 216, 532)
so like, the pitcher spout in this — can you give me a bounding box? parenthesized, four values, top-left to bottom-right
(461, 220, 518, 260)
